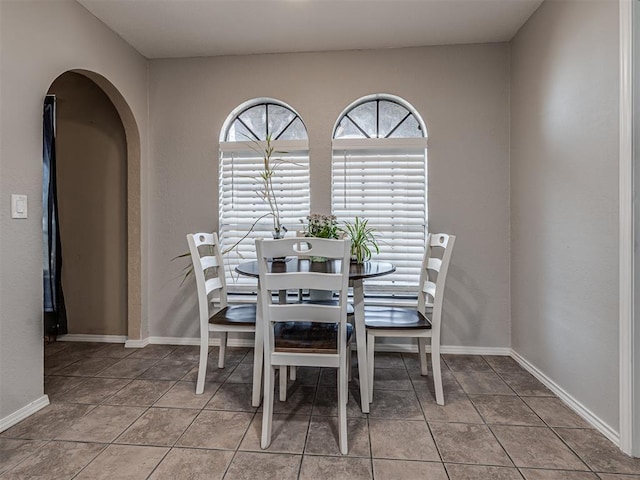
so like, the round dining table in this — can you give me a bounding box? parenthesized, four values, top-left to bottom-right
(235, 258, 394, 281)
(236, 259, 395, 413)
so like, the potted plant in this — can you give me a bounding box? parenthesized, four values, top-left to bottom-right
(300, 213, 339, 238)
(341, 217, 380, 264)
(299, 213, 340, 301)
(299, 213, 340, 262)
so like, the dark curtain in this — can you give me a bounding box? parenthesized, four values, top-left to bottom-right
(43, 95, 67, 337)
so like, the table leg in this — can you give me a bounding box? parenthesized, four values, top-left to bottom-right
(353, 279, 370, 413)
(278, 290, 287, 304)
(252, 281, 264, 408)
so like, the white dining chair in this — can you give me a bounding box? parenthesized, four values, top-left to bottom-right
(187, 232, 257, 395)
(256, 237, 351, 454)
(365, 233, 455, 405)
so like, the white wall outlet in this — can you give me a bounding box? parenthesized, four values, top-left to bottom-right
(11, 194, 27, 219)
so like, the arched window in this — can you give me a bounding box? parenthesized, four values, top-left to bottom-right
(332, 95, 428, 293)
(220, 100, 310, 291)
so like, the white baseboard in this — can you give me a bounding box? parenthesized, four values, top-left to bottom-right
(57, 334, 127, 344)
(56, 334, 216, 348)
(442, 345, 512, 356)
(54, 334, 514, 357)
(145, 336, 255, 348)
(124, 338, 150, 349)
(511, 349, 620, 446)
(130, 336, 511, 356)
(374, 342, 511, 356)
(0, 395, 49, 433)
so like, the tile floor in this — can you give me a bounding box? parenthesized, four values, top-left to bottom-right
(1, 341, 639, 479)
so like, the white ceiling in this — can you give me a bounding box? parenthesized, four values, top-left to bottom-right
(77, 0, 543, 59)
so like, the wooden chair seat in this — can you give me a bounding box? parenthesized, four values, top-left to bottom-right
(274, 322, 353, 353)
(364, 306, 431, 330)
(210, 304, 257, 326)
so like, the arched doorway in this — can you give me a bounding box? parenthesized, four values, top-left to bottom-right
(43, 69, 142, 342)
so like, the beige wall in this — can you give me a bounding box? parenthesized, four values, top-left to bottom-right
(49, 72, 127, 336)
(148, 44, 512, 345)
(510, 0, 619, 430)
(0, 0, 148, 421)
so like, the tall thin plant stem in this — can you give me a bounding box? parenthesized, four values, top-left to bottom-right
(257, 135, 282, 234)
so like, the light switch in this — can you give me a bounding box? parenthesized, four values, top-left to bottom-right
(11, 194, 27, 219)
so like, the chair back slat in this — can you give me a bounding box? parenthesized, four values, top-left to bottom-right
(430, 233, 450, 248)
(264, 272, 344, 293)
(192, 232, 216, 248)
(205, 277, 224, 296)
(201, 255, 220, 270)
(427, 258, 442, 272)
(422, 280, 437, 300)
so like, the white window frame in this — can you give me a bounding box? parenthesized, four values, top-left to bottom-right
(332, 96, 428, 294)
(219, 100, 310, 293)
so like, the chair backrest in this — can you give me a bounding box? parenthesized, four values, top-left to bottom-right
(417, 233, 456, 330)
(255, 237, 351, 354)
(186, 232, 228, 328)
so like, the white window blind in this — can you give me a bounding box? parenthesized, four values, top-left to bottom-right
(219, 141, 310, 292)
(332, 141, 427, 294)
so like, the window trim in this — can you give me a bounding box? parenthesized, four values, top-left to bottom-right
(219, 139, 309, 154)
(332, 137, 427, 152)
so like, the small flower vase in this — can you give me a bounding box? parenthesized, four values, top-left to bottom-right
(271, 227, 287, 262)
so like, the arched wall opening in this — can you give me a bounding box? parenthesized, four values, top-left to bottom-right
(43, 69, 142, 341)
